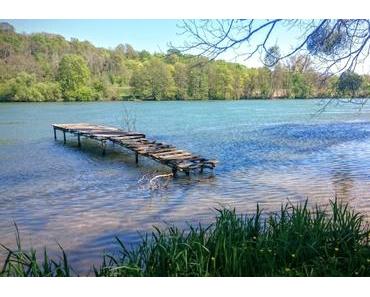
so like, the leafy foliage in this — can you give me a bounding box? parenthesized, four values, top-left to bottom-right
(0, 72, 62, 101)
(58, 54, 92, 101)
(0, 23, 370, 102)
(307, 23, 350, 57)
(337, 71, 363, 96)
(264, 46, 281, 67)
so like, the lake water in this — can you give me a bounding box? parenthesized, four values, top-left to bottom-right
(1, 99, 370, 272)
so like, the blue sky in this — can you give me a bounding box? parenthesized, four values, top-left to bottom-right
(4, 19, 182, 52)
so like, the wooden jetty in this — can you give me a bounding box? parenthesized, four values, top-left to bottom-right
(52, 123, 217, 176)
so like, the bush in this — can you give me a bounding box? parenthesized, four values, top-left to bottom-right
(34, 82, 62, 101)
(92, 78, 121, 100)
(63, 86, 94, 101)
(0, 72, 62, 101)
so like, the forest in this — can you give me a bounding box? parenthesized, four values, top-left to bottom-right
(1, 22, 370, 102)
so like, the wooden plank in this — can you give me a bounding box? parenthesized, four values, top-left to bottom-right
(118, 136, 146, 141)
(176, 159, 208, 170)
(114, 138, 152, 144)
(125, 142, 149, 149)
(118, 141, 150, 149)
(158, 153, 194, 160)
(94, 132, 144, 137)
(138, 147, 177, 155)
(52, 123, 217, 175)
(135, 143, 174, 152)
(151, 150, 187, 158)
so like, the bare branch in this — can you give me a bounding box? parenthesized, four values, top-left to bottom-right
(176, 19, 370, 75)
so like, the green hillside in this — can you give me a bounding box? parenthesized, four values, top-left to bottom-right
(0, 22, 369, 102)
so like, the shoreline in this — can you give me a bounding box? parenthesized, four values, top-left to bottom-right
(0, 97, 365, 103)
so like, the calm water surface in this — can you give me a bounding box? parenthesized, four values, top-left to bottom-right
(1, 100, 370, 272)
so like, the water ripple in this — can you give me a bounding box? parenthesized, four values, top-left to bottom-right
(1, 100, 370, 273)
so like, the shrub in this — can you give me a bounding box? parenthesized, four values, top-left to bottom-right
(0, 72, 62, 101)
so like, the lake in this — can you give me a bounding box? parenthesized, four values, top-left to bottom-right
(1, 99, 370, 272)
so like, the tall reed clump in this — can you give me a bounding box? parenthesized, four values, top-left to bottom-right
(0, 225, 71, 277)
(1, 199, 370, 276)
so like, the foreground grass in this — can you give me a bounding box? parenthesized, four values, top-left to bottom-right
(1, 199, 370, 276)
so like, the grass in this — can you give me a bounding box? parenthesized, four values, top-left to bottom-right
(0, 224, 71, 277)
(1, 199, 370, 276)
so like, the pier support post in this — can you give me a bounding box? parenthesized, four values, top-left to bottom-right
(63, 131, 66, 144)
(102, 141, 106, 156)
(53, 127, 57, 140)
(77, 134, 81, 147)
(172, 168, 177, 178)
(135, 152, 139, 164)
(185, 170, 190, 176)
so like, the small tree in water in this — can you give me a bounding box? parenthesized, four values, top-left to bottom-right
(121, 103, 136, 132)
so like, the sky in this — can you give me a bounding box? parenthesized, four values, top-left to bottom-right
(3, 19, 370, 73)
(4, 19, 182, 52)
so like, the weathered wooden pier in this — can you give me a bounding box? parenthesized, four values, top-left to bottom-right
(52, 123, 217, 176)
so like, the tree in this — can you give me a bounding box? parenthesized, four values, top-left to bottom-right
(264, 46, 281, 68)
(173, 62, 188, 99)
(187, 62, 209, 99)
(178, 20, 370, 76)
(337, 71, 363, 97)
(58, 54, 92, 100)
(0, 22, 15, 33)
(230, 64, 246, 99)
(208, 62, 233, 99)
(270, 63, 288, 98)
(290, 72, 311, 99)
(130, 64, 149, 99)
(2, 23, 370, 102)
(139, 50, 151, 61)
(125, 44, 138, 59)
(130, 58, 175, 100)
(147, 59, 176, 100)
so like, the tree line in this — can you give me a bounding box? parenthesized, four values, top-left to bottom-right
(0, 22, 369, 102)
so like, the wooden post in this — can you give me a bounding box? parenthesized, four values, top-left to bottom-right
(53, 127, 57, 140)
(185, 170, 190, 176)
(135, 152, 139, 164)
(63, 131, 66, 144)
(172, 167, 177, 178)
(77, 134, 81, 147)
(102, 141, 106, 156)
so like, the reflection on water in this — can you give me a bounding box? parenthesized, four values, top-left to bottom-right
(1, 100, 370, 272)
(331, 166, 355, 202)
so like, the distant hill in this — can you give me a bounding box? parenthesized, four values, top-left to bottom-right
(0, 22, 369, 102)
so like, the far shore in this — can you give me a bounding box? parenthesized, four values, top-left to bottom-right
(1, 97, 365, 103)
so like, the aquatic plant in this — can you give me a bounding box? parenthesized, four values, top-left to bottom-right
(1, 199, 370, 277)
(0, 224, 71, 277)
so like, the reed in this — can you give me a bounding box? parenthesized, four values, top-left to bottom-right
(1, 199, 370, 277)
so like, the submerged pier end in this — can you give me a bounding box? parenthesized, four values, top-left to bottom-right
(52, 123, 217, 177)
